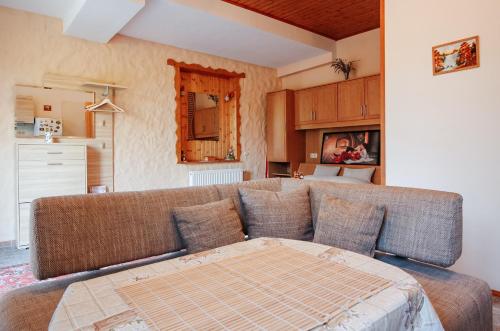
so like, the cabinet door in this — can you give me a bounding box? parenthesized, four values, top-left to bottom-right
(294, 89, 313, 125)
(364, 76, 380, 119)
(18, 203, 31, 248)
(313, 84, 337, 123)
(338, 79, 365, 121)
(266, 91, 287, 162)
(18, 159, 87, 202)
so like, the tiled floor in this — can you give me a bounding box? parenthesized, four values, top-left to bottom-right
(0, 246, 30, 268)
(494, 296, 500, 330)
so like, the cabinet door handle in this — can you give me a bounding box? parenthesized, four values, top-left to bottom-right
(47, 151, 63, 155)
(360, 105, 364, 116)
(364, 105, 367, 117)
(47, 162, 63, 166)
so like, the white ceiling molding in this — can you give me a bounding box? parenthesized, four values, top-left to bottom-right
(63, 0, 145, 43)
(0, 0, 336, 68)
(121, 0, 334, 67)
(171, 0, 335, 51)
(277, 51, 337, 78)
(0, 0, 73, 18)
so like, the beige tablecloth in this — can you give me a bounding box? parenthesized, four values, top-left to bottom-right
(49, 238, 444, 330)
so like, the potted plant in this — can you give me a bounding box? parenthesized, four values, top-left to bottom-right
(331, 58, 357, 80)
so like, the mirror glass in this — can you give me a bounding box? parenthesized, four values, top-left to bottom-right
(14, 85, 94, 138)
(187, 92, 219, 141)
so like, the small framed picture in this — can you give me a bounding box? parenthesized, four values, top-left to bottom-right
(432, 36, 480, 75)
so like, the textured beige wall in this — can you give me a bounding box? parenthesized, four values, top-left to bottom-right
(0, 7, 280, 242)
(281, 29, 380, 90)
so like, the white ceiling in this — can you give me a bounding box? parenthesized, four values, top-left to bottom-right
(0, 0, 334, 68)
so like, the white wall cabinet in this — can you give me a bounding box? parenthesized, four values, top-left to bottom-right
(16, 143, 87, 248)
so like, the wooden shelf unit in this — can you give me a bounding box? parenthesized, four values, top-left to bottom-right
(266, 90, 305, 177)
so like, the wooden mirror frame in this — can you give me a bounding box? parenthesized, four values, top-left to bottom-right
(168, 59, 245, 163)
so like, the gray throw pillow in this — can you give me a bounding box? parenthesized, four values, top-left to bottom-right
(313, 195, 385, 256)
(313, 165, 340, 177)
(172, 199, 244, 253)
(342, 167, 375, 183)
(238, 186, 313, 241)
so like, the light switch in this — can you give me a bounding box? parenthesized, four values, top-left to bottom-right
(310, 153, 318, 159)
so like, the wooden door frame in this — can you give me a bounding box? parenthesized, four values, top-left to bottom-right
(380, 0, 386, 185)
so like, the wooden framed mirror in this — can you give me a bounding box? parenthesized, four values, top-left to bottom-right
(14, 85, 95, 139)
(168, 59, 245, 163)
(188, 92, 219, 141)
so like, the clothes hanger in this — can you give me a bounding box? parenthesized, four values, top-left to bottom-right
(84, 85, 125, 113)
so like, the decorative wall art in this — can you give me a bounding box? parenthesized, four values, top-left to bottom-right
(321, 130, 380, 165)
(432, 36, 479, 75)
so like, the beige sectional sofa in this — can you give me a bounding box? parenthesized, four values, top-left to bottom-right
(0, 178, 492, 330)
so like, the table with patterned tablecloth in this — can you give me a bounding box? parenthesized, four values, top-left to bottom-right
(49, 238, 444, 331)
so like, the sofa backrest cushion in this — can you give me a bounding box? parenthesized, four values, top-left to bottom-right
(31, 186, 220, 280)
(281, 179, 463, 267)
(238, 186, 314, 241)
(215, 178, 281, 231)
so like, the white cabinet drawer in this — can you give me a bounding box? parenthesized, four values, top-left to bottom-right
(18, 144, 86, 161)
(18, 203, 31, 248)
(18, 159, 87, 202)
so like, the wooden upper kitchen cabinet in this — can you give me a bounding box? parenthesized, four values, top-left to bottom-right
(338, 78, 365, 121)
(314, 83, 337, 123)
(266, 90, 305, 172)
(294, 88, 313, 125)
(364, 75, 381, 119)
(338, 75, 380, 122)
(295, 83, 337, 129)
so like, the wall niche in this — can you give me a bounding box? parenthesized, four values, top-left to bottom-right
(168, 59, 245, 163)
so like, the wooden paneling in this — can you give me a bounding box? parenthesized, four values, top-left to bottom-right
(338, 79, 366, 122)
(222, 0, 380, 40)
(365, 75, 381, 119)
(169, 60, 244, 163)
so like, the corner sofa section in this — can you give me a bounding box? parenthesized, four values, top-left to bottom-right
(0, 178, 492, 331)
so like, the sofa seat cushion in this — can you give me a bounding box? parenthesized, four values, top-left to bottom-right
(172, 199, 245, 253)
(376, 253, 492, 331)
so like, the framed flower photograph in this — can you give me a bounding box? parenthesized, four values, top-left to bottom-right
(432, 36, 480, 75)
(320, 130, 380, 165)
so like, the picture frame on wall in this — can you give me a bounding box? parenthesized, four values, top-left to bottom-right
(432, 36, 480, 75)
(320, 130, 380, 165)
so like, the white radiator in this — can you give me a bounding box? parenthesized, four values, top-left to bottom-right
(188, 169, 243, 187)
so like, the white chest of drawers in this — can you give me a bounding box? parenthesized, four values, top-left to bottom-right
(16, 143, 87, 248)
